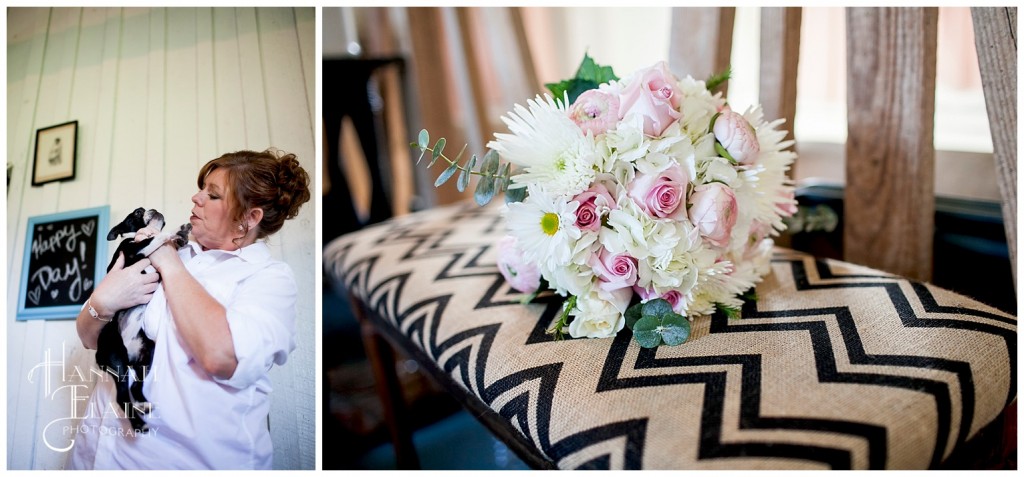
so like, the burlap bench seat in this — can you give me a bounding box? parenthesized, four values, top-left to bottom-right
(324, 201, 1016, 470)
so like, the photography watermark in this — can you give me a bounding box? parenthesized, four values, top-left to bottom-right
(27, 342, 159, 452)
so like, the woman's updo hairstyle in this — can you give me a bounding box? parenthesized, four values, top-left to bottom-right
(197, 149, 311, 240)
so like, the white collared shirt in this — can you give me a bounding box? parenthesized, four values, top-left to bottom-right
(67, 240, 297, 470)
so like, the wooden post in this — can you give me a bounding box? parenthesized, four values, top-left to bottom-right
(407, 7, 472, 206)
(971, 7, 1017, 289)
(759, 7, 802, 158)
(669, 7, 735, 94)
(844, 7, 938, 281)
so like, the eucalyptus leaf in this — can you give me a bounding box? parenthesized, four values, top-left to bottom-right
(632, 316, 663, 348)
(496, 162, 510, 191)
(435, 160, 459, 187)
(624, 302, 643, 330)
(475, 172, 496, 205)
(642, 299, 673, 320)
(430, 138, 446, 167)
(659, 315, 690, 346)
(457, 155, 476, 192)
(505, 185, 527, 204)
(480, 149, 500, 176)
(417, 129, 429, 149)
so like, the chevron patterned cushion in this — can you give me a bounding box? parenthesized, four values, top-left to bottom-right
(324, 201, 1016, 470)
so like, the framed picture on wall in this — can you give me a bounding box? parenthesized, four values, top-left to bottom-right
(17, 206, 109, 320)
(32, 120, 78, 186)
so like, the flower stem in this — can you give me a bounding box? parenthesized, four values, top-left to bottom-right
(546, 295, 577, 340)
(419, 144, 506, 181)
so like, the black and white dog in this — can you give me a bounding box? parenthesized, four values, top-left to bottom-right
(97, 207, 191, 432)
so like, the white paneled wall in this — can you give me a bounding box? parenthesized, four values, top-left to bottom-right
(6, 7, 316, 469)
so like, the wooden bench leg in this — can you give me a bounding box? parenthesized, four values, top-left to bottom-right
(352, 296, 421, 469)
(1000, 400, 1017, 467)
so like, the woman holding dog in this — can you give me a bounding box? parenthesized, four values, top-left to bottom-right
(69, 149, 310, 470)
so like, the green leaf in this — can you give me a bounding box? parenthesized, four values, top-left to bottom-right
(708, 111, 722, 134)
(705, 66, 732, 93)
(435, 160, 459, 187)
(430, 138, 446, 167)
(474, 172, 496, 205)
(632, 316, 663, 348)
(505, 185, 527, 204)
(642, 299, 673, 320)
(545, 79, 573, 102)
(545, 54, 618, 105)
(416, 148, 426, 165)
(575, 53, 618, 85)
(714, 141, 737, 164)
(659, 315, 690, 346)
(624, 302, 643, 330)
(457, 155, 476, 192)
(417, 129, 429, 149)
(716, 303, 741, 320)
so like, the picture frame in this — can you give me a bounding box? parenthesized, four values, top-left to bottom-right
(32, 120, 78, 186)
(17, 206, 109, 321)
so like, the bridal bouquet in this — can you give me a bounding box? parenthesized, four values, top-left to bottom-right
(414, 55, 796, 348)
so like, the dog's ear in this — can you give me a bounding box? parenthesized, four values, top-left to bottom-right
(107, 207, 148, 240)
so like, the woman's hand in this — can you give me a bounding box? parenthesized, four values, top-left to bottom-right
(147, 241, 183, 275)
(90, 253, 161, 316)
(76, 252, 160, 349)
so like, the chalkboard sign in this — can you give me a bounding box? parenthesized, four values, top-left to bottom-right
(18, 206, 109, 320)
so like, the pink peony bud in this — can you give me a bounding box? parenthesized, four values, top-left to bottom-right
(617, 61, 683, 137)
(572, 182, 616, 232)
(496, 235, 541, 293)
(627, 161, 689, 221)
(688, 182, 738, 248)
(713, 109, 760, 164)
(589, 248, 639, 292)
(569, 89, 620, 136)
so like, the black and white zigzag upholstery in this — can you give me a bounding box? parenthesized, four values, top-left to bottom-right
(324, 201, 1016, 470)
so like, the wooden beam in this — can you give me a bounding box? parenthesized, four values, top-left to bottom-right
(972, 7, 1017, 288)
(844, 7, 938, 281)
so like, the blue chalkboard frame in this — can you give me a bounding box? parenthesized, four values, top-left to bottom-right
(17, 206, 110, 321)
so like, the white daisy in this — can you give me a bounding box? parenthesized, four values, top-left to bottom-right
(505, 186, 582, 272)
(487, 93, 597, 197)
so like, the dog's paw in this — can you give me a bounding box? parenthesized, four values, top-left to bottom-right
(173, 224, 192, 247)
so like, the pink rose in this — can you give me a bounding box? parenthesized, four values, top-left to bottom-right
(713, 109, 760, 164)
(627, 161, 688, 221)
(572, 183, 616, 232)
(569, 89, 620, 136)
(496, 235, 541, 293)
(688, 182, 738, 248)
(589, 248, 638, 292)
(617, 61, 682, 137)
(633, 286, 685, 314)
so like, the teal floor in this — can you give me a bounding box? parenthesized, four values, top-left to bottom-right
(357, 410, 530, 470)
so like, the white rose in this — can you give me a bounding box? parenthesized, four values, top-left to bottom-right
(568, 290, 627, 339)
